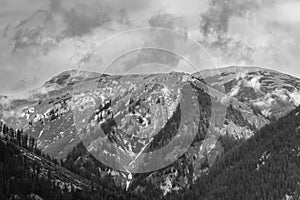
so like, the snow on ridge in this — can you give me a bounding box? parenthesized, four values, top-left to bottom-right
(194, 66, 270, 79)
(236, 71, 247, 81)
(0, 96, 12, 109)
(290, 91, 300, 106)
(251, 88, 300, 117)
(246, 76, 261, 91)
(229, 84, 240, 97)
(228, 74, 262, 97)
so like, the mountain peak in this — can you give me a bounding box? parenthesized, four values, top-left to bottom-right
(194, 66, 276, 79)
(44, 70, 102, 86)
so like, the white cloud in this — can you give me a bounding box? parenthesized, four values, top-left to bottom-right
(262, 1, 300, 25)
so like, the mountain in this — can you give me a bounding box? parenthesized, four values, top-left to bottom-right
(1, 66, 300, 198)
(194, 66, 300, 119)
(0, 126, 130, 200)
(28, 70, 104, 98)
(168, 105, 300, 200)
(43, 70, 102, 88)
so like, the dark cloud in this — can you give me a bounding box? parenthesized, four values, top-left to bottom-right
(199, 0, 274, 65)
(60, 0, 112, 37)
(50, 0, 60, 11)
(149, 12, 184, 30)
(9, 9, 61, 54)
(105, 0, 152, 14)
(63, 7, 109, 37)
(5, 0, 124, 54)
(116, 12, 186, 71)
(200, 0, 260, 37)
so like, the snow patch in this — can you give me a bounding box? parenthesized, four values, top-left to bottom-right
(38, 129, 44, 138)
(246, 76, 261, 91)
(236, 71, 247, 80)
(229, 84, 240, 97)
(290, 91, 300, 106)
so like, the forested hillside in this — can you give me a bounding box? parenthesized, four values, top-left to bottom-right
(0, 123, 138, 200)
(168, 106, 300, 200)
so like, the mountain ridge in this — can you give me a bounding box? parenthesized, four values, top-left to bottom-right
(1, 65, 300, 197)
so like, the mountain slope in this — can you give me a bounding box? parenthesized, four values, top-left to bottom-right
(0, 123, 135, 200)
(169, 106, 300, 200)
(194, 66, 300, 119)
(1, 66, 300, 197)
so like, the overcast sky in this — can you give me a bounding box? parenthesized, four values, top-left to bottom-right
(1, 0, 300, 94)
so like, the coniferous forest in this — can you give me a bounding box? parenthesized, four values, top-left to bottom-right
(0, 122, 138, 200)
(166, 106, 300, 200)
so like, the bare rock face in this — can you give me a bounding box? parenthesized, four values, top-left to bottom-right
(2, 66, 300, 195)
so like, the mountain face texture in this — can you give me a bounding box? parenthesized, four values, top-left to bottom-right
(1, 66, 300, 197)
(194, 66, 300, 120)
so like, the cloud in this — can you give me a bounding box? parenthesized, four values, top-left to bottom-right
(148, 12, 185, 30)
(3, 0, 206, 56)
(11, 76, 40, 92)
(198, 0, 266, 65)
(104, 0, 152, 13)
(60, 0, 111, 37)
(200, 0, 261, 37)
(197, 0, 300, 79)
(114, 12, 186, 72)
(1, 0, 300, 94)
(262, 1, 300, 25)
(0, 0, 46, 29)
(3, 0, 115, 54)
(117, 49, 181, 73)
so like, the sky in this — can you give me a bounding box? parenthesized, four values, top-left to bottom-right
(0, 0, 300, 94)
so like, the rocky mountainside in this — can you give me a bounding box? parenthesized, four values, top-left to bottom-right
(1, 66, 300, 197)
(194, 66, 300, 120)
(0, 129, 127, 200)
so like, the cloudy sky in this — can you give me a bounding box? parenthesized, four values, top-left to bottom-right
(0, 0, 300, 94)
